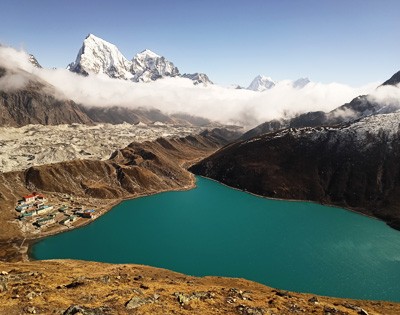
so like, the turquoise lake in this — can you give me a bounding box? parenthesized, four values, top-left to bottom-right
(32, 176, 400, 302)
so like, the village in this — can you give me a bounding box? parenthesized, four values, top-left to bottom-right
(15, 192, 98, 231)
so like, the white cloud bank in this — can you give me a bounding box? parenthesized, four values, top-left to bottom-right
(0, 46, 385, 128)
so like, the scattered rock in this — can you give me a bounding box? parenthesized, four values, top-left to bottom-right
(0, 271, 8, 275)
(173, 291, 215, 308)
(65, 281, 85, 289)
(125, 296, 154, 310)
(285, 302, 305, 313)
(140, 283, 149, 290)
(100, 275, 110, 284)
(192, 291, 215, 300)
(26, 291, 36, 300)
(236, 304, 264, 315)
(133, 275, 143, 281)
(308, 296, 319, 303)
(323, 306, 344, 314)
(25, 306, 37, 314)
(175, 293, 191, 306)
(63, 305, 110, 315)
(340, 303, 369, 314)
(229, 288, 252, 301)
(0, 278, 7, 292)
(273, 289, 292, 298)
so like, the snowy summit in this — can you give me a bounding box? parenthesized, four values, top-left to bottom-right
(130, 49, 180, 82)
(247, 75, 276, 91)
(68, 34, 212, 85)
(67, 34, 133, 80)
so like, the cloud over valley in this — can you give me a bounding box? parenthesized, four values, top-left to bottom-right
(0, 46, 383, 128)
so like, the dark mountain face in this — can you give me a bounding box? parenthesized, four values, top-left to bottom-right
(381, 70, 400, 86)
(191, 114, 400, 230)
(0, 68, 93, 126)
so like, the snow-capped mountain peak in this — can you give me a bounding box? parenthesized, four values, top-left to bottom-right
(130, 48, 179, 82)
(68, 34, 211, 85)
(135, 49, 161, 59)
(67, 33, 133, 80)
(182, 73, 213, 85)
(247, 75, 276, 91)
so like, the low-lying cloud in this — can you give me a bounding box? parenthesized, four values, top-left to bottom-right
(0, 46, 381, 128)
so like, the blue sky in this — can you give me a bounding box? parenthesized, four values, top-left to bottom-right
(0, 0, 399, 86)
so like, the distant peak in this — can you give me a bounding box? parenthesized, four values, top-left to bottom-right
(85, 33, 101, 40)
(256, 74, 274, 81)
(381, 70, 400, 87)
(247, 74, 276, 91)
(83, 34, 114, 46)
(293, 77, 311, 88)
(136, 49, 160, 58)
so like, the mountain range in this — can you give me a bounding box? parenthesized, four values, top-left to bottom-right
(246, 75, 310, 91)
(67, 34, 213, 85)
(67, 34, 313, 91)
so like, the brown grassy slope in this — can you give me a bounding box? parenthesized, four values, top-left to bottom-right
(0, 259, 399, 315)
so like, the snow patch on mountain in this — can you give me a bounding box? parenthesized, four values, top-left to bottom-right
(272, 112, 400, 150)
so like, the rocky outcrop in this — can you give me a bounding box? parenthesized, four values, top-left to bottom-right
(191, 113, 400, 230)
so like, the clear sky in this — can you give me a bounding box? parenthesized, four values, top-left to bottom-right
(0, 0, 399, 86)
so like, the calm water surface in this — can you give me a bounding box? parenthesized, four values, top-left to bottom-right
(32, 176, 400, 302)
